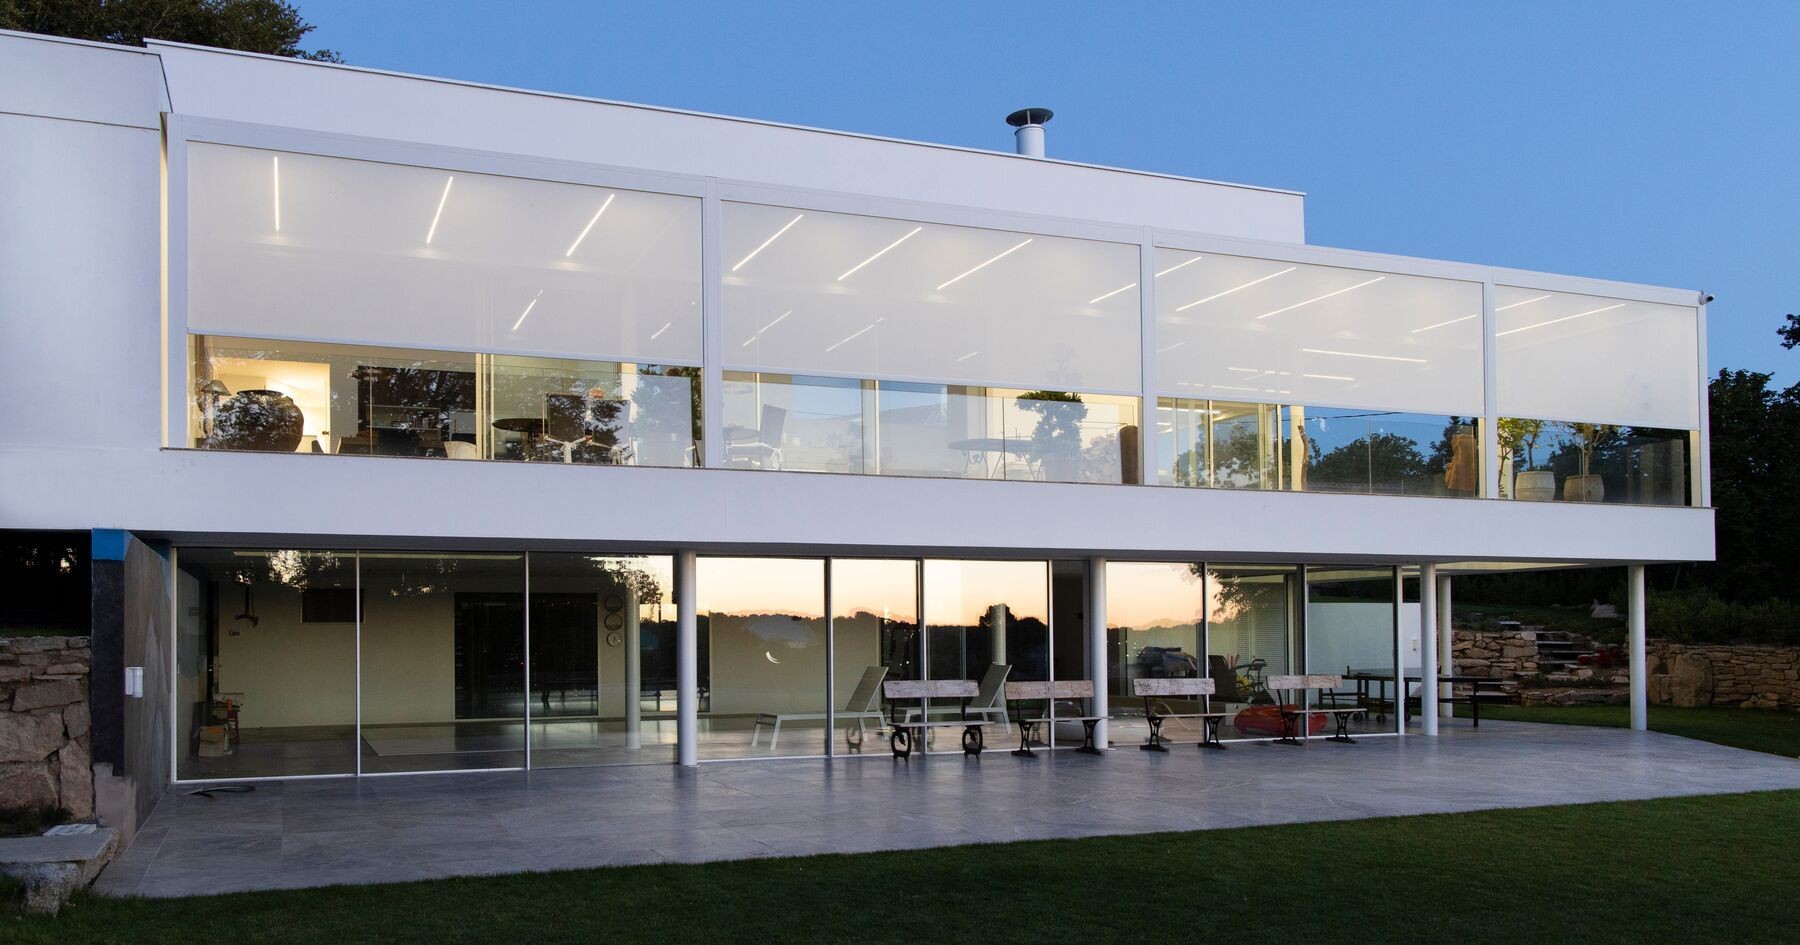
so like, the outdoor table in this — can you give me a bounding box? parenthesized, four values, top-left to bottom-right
(947, 437, 1035, 479)
(1345, 668, 1507, 727)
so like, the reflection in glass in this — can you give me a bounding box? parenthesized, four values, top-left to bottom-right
(359, 553, 527, 773)
(722, 371, 865, 472)
(697, 557, 827, 759)
(528, 554, 677, 767)
(1205, 565, 1299, 740)
(1104, 563, 1204, 747)
(831, 559, 920, 754)
(175, 548, 357, 779)
(922, 560, 1048, 750)
(1305, 566, 1397, 738)
(190, 335, 698, 465)
(1498, 417, 1692, 506)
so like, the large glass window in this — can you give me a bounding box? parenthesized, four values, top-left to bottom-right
(359, 552, 527, 773)
(831, 559, 921, 754)
(175, 548, 357, 780)
(696, 557, 828, 759)
(1160, 398, 1479, 497)
(1205, 565, 1300, 741)
(1495, 286, 1700, 431)
(1104, 562, 1204, 747)
(922, 560, 1048, 751)
(1156, 250, 1484, 416)
(722, 371, 866, 473)
(722, 202, 1141, 394)
(527, 554, 678, 767)
(1498, 417, 1692, 506)
(189, 144, 702, 364)
(189, 335, 698, 465)
(1304, 566, 1397, 739)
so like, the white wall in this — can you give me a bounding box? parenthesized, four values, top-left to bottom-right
(214, 587, 355, 729)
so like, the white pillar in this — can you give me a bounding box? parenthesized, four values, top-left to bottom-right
(1419, 564, 1439, 736)
(1438, 574, 1455, 719)
(624, 580, 642, 751)
(676, 550, 698, 766)
(1087, 557, 1109, 749)
(1394, 568, 1406, 735)
(988, 603, 1009, 669)
(1629, 564, 1647, 731)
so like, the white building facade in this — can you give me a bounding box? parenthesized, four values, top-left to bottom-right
(0, 33, 1711, 820)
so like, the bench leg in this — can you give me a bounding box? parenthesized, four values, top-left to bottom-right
(891, 728, 912, 759)
(1328, 712, 1356, 743)
(1013, 720, 1038, 758)
(1275, 710, 1304, 746)
(1077, 719, 1103, 755)
(1140, 715, 1169, 752)
(962, 724, 984, 757)
(750, 718, 763, 748)
(768, 718, 780, 751)
(1199, 716, 1227, 750)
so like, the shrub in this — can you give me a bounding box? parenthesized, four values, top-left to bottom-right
(1648, 590, 1800, 645)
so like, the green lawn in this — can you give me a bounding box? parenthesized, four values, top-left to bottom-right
(1459, 703, 1800, 758)
(10, 790, 1800, 944)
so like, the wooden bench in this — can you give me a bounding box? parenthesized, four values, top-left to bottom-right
(1004, 680, 1107, 758)
(1133, 677, 1230, 751)
(883, 679, 990, 758)
(1267, 674, 1367, 745)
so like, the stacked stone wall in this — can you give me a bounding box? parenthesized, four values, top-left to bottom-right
(1650, 642, 1800, 710)
(0, 637, 92, 818)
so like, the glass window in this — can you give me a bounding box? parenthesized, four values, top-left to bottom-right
(175, 548, 357, 780)
(830, 559, 920, 755)
(1105, 562, 1204, 747)
(723, 202, 1141, 393)
(1499, 417, 1692, 506)
(359, 552, 527, 773)
(1205, 565, 1300, 741)
(1304, 566, 1397, 739)
(1156, 249, 1484, 416)
(722, 371, 867, 473)
(697, 557, 828, 759)
(527, 554, 677, 767)
(879, 383, 1140, 483)
(922, 559, 1048, 752)
(1495, 287, 1700, 430)
(188, 335, 698, 465)
(188, 144, 702, 364)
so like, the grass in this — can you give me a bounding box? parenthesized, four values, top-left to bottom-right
(8, 791, 1800, 944)
(1459, 703, 1800, 758)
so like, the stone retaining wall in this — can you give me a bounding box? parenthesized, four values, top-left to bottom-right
(0, 637, 92, 818)
(1650, 641, 1800, 710)
(1450, 626, 1542, 678)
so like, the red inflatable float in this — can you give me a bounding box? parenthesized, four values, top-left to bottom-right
(1233, 704, 1326, 737)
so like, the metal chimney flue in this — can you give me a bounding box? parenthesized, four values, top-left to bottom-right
(1006, 107, 1053, 157)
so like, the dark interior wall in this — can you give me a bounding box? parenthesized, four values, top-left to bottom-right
(122, 536, 171, 825)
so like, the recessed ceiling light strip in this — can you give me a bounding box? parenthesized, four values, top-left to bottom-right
(425, 176, 454, 244)
(838, 226, 922, 281)
(1411, 313, 1478, 334)
(1175, 267, 1297, 312)
(1497, 303, 1626, 337)
(1155, 256, 1204, 277)
(732, 214, 803, 272)
(511, 289, 543, 332)
(1088, 282, 1137, 305)
(936, 238, 1032, 291)
(1301, 347, 1427, 364)
(1256, 276, 1384, 320)
(564, 193, 616, 258)
(1496, 293, 1552, 311)
(825, 320, 881, 353)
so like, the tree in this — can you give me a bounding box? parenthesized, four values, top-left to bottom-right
(0, 0, 341, 61)
(1307, 431, 1429, 492)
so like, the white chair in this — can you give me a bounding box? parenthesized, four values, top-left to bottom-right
(727, 404, 786, 469)
(445, 441, 479, 460)
(751, 665, 889, 751)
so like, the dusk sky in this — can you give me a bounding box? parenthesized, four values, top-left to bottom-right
(301, 1, 1798, 385)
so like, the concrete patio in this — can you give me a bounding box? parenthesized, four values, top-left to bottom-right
(97, 720, 1800, 898)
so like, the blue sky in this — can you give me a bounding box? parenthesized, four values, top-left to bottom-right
(301, 1, 1799, 384)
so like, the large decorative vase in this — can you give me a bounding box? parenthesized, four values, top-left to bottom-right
(1564, 474, 1605, 502)
(1514, 470, 1556, 502)
(210, 389, 304, 452)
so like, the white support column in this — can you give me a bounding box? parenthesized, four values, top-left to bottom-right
(1419, 563, 1439, 736)
(1087, 557, 1109, 749)
(624, 579, 642, 751)
(1438, 573, 1455, 719)
(676, 550, 699, 766)
(1394, 568, 1406, 735)
(1629, 564, 1648, 731)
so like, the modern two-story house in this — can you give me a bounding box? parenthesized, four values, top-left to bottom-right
(0, 31, 1711, 837)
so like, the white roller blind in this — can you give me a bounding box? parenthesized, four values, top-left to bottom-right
(1155, 249, 1485, 416)
(187, 143, 702, 363)
(721, 202, 1141, 393)
(1494, 286, 1700, 429)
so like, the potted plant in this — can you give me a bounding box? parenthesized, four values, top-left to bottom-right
(1562, 421, 1617, 502)
(1498, 417, 1554, 501)
(1017, 390, 1087, 482)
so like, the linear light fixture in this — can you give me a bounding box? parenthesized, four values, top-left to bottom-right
(564, 193, 616, 257)
(955, 350, 980, 362)
(1302, 373, 1356, 382)
(838, 226, 921, 281)
(742, 310, 793, 347)
(1411, 313, 1478, 334)
(1497, 302, 1625, 337)
(732, 214, 803, 272)
(1157, 341, 1185, 354)
(1088, 282, 1137, 305)
(1210, 384, 1258, 393)
(650, 322, 672, 341)
(825, 318, 882, 353)
(1496, 293, 1552, 311)
(1256, 276, 1384, 320)
(1175, 267, 1296, 312)
(1301, 347, 1427, 364)
(425, 176, 454, 244)
(936, 238, 1031, 291)
(511, 289, 544, 332)
(271, 155, 281, 231)
(1155, 256, 1204, 277)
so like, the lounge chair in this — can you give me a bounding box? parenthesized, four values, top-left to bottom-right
(751, 665, 888, 750)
